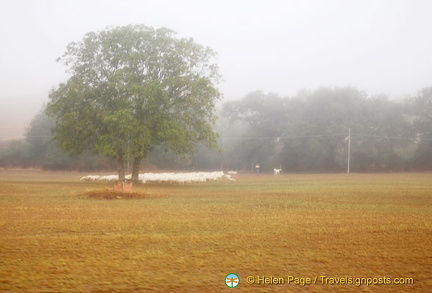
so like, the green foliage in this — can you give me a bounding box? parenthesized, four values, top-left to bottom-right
(0, 140, 30, 167)
(26, 111, 55, 165)
(408, 87, 432, 168)
(46, 25, 221, 178)
(0, 108, 116, 171)
(222, 87, 422, 172)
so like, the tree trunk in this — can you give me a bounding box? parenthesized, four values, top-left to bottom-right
(131, 156, 142, 182)
(116, 154, 126, 181)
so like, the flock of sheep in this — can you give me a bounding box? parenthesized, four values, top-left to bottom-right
(80, 171, 237, 184)
(80, 168, 283, 184)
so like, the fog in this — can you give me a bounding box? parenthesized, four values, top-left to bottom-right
(1, 0, 432, 139)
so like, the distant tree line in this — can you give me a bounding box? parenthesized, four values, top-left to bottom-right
(1, 86, 432, 172)
(220, 86, 432, 172)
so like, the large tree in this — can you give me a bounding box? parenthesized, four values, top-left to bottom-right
(46, 25, 221, 181)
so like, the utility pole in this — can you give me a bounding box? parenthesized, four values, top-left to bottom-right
(347, 127, 351, 174)
(127, 141, 130, 174)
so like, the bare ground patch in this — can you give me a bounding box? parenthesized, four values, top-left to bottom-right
(79, 189, 148, 200)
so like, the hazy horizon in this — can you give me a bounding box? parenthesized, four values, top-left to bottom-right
(1, 0, 432, 139)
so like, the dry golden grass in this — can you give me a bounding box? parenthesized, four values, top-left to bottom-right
(1, 170, 431, 292)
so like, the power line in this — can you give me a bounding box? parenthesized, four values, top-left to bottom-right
(221, 133, 346, 140)
(351, 133, 432, 141)
(221, 133, 432, 142)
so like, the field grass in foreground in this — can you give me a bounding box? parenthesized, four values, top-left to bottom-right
(0, 170, 431, 292)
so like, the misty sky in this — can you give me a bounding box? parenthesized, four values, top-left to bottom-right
(1, 0, 432, 139)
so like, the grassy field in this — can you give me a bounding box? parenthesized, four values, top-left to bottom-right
(0, 170, 431, 292)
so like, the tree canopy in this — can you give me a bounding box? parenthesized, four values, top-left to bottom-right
(46, 25, 221, 181)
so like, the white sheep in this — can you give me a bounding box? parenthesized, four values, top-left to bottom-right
(81, 171, 232, 184)
(274, 168, 282, 175)
(100, 175, 119, 182)
(80, 175, 101, 181)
